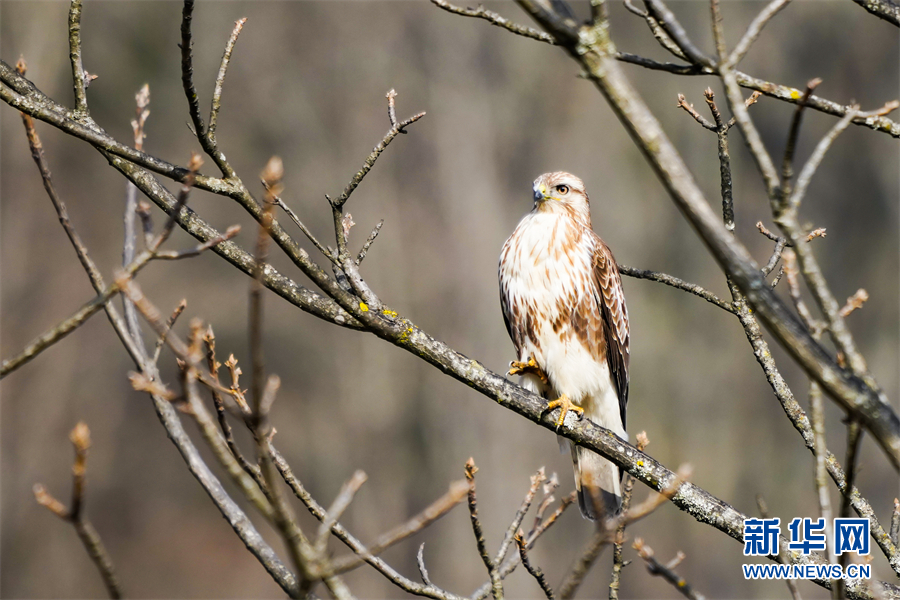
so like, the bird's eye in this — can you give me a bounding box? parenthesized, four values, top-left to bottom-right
(555, 185, 569, 195)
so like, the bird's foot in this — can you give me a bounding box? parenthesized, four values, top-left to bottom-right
(508, 357, 548, 384)
(543, 394, 583, 431)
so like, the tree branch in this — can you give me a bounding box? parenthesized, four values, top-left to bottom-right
(34, 423, 123, 599)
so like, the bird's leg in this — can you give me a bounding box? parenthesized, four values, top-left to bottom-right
(508, 356, 549, 384)
(543, 394, 583, 431)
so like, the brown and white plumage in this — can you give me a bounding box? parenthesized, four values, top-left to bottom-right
(499, 172, 630, 520)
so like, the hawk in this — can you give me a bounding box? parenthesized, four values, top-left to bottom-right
(499, 172, 630, 521)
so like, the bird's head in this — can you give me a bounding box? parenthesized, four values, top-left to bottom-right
(532, 171, 591, 225)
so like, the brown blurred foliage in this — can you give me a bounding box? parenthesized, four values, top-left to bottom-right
(1, 1, 897, 598)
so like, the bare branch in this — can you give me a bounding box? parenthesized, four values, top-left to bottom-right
(891, 499, 900, 546)
(209, 17, 247, 140)
(677, 93, 716, 130)
(623, 0, 689, 61)
(608, 434, 644, 600)
(619, 265, 734, 313)
(34, 423, 123, 599)
(1, 249, 157, 378)
(727, 0, 793, 67)
(417, 543, 434, 587)
(633, 539, 705, 600)
(430, 0, 556, 45)
(780, 79, 821, 209)
(67, 0, 89, 116)
(848, 0, 900, 27)
(316, 470, 368, 552)
(179, 1, 209, 148)
(329, 479, 469, 575)
(786, 106, 859, 215)
(123, 84, 152, 361)
(471, 491, 577, 600)
(515, 532, 554, 599)
(273, 450, 463, 600)
(154, 225, 241, 260)
(251, 157, 283, 408)
(834, 420, 863, 599)
(809, 383, 836, 563)
(495, 468, 545, 567)
(356, 220, 384, 265)
(386, 88, 399, 127)
(333, 106, 425, 208)
(202, 333, 266, 491)
(271, 193, 336, 265)
(644, 0, 714, 67)
(464, 459, 502, 599)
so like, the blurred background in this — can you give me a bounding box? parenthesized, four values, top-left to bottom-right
(2, 1, 898, 598)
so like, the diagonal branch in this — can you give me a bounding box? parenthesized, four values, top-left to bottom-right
(619, 265, 734, 313)
(431, 0, 555, 44)
(849, 0, 900, 27)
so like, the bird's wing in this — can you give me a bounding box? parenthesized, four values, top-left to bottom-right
(499, 244, 526, 357)
(591, 236, 630, 427)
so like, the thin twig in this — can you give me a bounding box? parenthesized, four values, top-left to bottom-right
(151, 299, 187, 365)
(471, 491, 578, 600)
(386, 89, 399, 128)
(757, 496, 802, 600)
(179, 1, 206, 141)
(465, 458, 502, 599)
(494, 468, 545, 567)
(835, 421, 863, 599)
(709, 0, 726, 62)
(1, 250, 158, 378)
(316, 470, 368, 552)
(780, 79, 820, 210)
(787, 105, 859, 213)
(633, 539, 705, 600)
(68, 0, 89, 116)
(644, 0, 714, 68)
(417, 543, 434, 587)
(762, 238, 787, 276)
(272, 193, 336, 264)
(891, 499, 900, 546)
(329, 479, 469, 574)
(810, 383, 836, 562)
(123, 84, 152, 360)
(202, 329, 266, 491)
(209, 17, 247, 139)
(273, 451, 463, 600)
(623, 0, 689, 61)
(619, 265, 734, 313)
(34, 423, 123, 598)
(726, 0, 793, 67)
(430, 0, 556, 45)
(332, 109, 425, 208)
(356, 220, 384, 265)
(609, 432, 647, 600)
(515, 532, 554, 599)
(251, 158, 282, 411)
(677, 94, 716, 130)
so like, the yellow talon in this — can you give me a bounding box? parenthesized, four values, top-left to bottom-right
(543, 394, 583, 430)
(508, 357, 549, 384)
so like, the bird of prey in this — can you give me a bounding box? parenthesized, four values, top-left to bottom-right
(499, 172, 630, 521)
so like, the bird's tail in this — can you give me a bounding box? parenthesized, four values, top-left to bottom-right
(571, 443, 622, 521)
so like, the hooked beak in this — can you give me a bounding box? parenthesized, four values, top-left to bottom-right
(533, 183, 548, 204)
